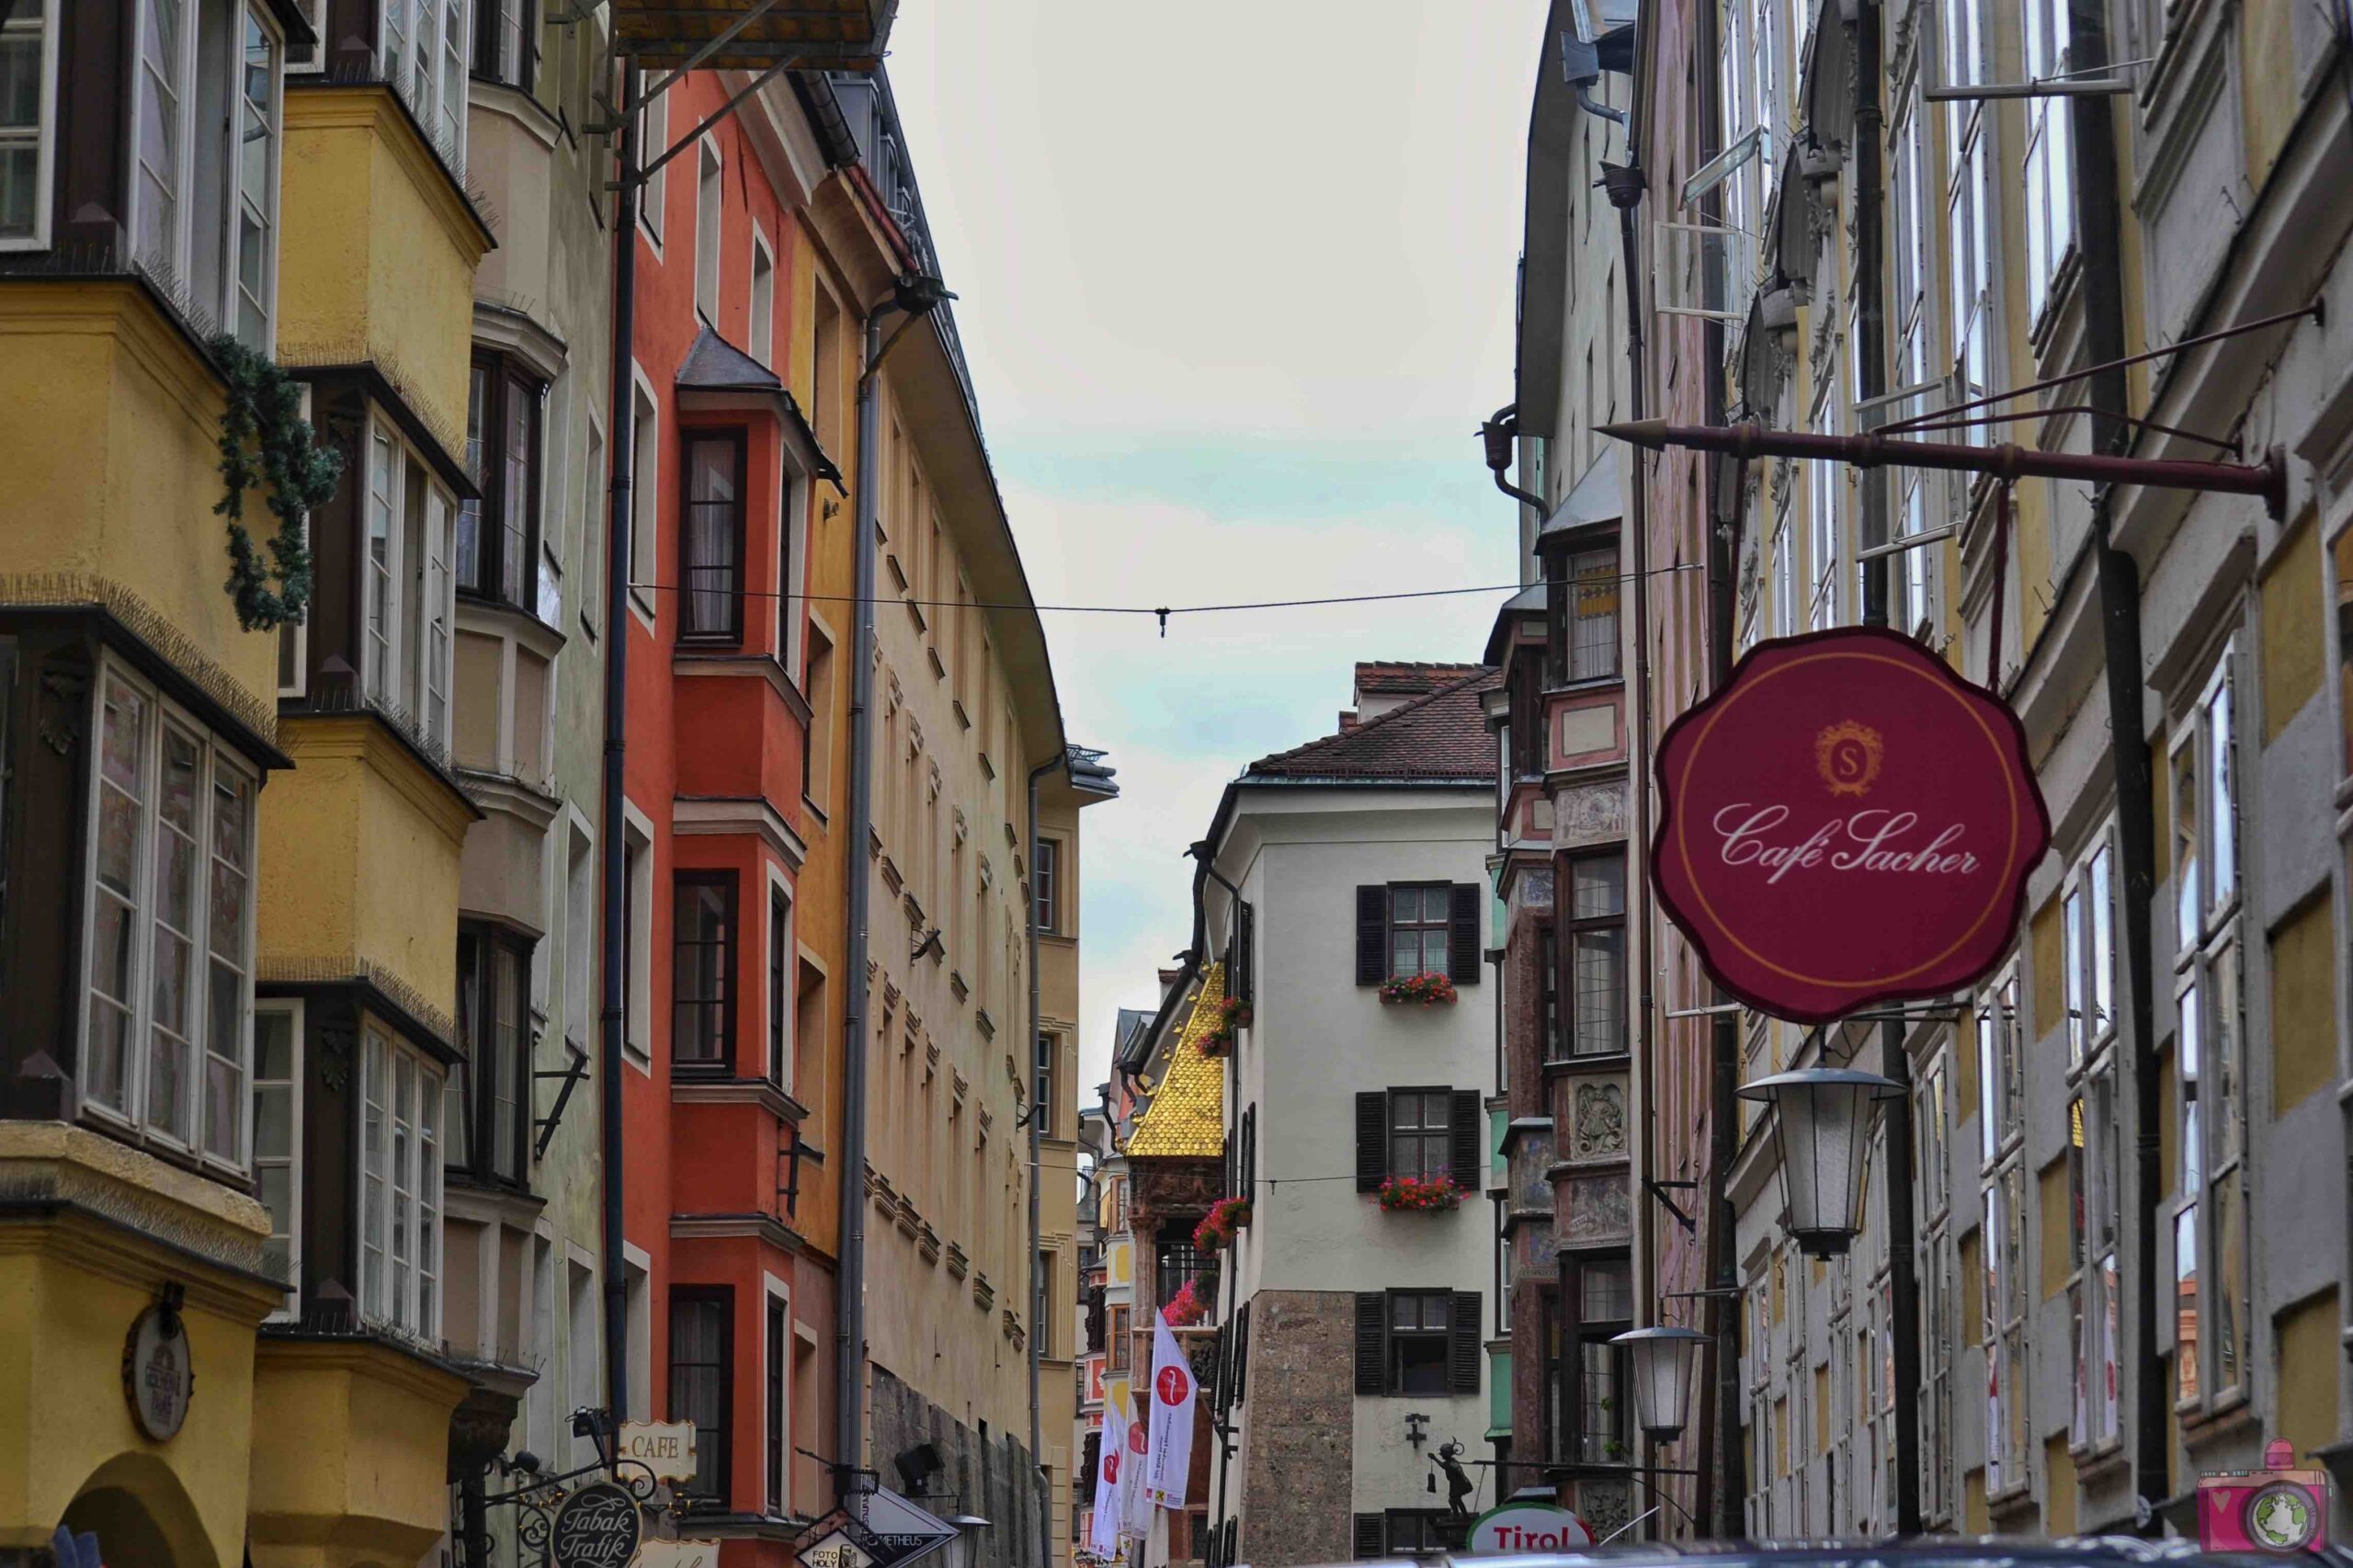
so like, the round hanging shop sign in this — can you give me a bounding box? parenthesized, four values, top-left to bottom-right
(1652, 626, 2050, 1023)
(550, 1481, 643, 1568)
(122, 1301, 194, 1441)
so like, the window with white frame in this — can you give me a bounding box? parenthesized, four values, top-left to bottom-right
(0, 0, 59, 250)
(358, 1023, 444, 1340)
(1888, 82, 1937, 634)
(378, 0, 465, 172)
(695, 138, 722, 324)
(131, 0, 285, 348)
(363, 416, 458, 752)
(473, 0, 531, 91)
(2022, 0, 2075, 324)
(630, 374, 659, 622)
(81, 662, 259, 1168)
(1976, 969, 2028, 1493)
(2171, 650, 2245, 1410)
(1808, 387, 1839, 631)
(1915, 1050, 1954, 1523)
(750, 231, 775, 368)
(1773, 519, 1794, 639)
(637, 71, 667, 245)
(1942, 0, 1997, 437)
(2061, 825, 2122, 1449)
(252, 1001, 301, 1317)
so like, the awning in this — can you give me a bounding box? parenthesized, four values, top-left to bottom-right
(613, 0, 894, 71)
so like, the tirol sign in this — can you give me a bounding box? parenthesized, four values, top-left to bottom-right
(1462, 1500, 1592, 1555)
(1653, 626, 2050, 1023)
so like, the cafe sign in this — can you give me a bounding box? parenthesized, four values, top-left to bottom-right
(619, 1419, 699, 1483)
(1653, 627, 2050, 1023)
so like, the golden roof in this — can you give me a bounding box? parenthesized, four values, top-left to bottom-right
(1124, 963, 1226, 1159)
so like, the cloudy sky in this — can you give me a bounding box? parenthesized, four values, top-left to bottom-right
(882, 3, 1550, 1093)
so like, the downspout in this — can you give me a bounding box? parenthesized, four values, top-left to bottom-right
(1482, 403, 1551, 513)
(1602, 155, 1663, 1529)
(1029, 752, 1064, 1568)
(2063, 6, 2168, 1528)
(1198, 855, 1244, 1552)
(600, 56, 640, 1444)
(835, 294, 941, 1504)
(1848, 0, 1927, 1540)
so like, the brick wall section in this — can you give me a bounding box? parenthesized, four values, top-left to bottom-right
(1238, 1290, 1356, 1566)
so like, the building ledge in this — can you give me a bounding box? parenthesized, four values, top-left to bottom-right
(671, 1074, 811, 1124)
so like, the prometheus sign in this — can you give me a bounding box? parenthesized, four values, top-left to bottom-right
(1652, 627, 2050, 1022)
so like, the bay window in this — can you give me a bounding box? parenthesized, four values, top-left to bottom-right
(2172, 653, 2245, 1410)
(453, 923, 533, 1187)
(1, 0, 59, 249)
(1562, 852, 1626, 1058)
(364, 415, 459, 752)
(2023, 0, 2076, 323)
(472, 0, 531, 93)
(1565, 540, 1620, 680)
(80, 660, 258, 1171)
(681, 430, 748, 642)
(131, 0, 285, 349)
(669, 1287, 732, 1501)
(381, 0, 468, 170)
(359, 1024, 444, 1340)
(2062, 825, 2122, 1449)
(1567, 1255, 1632, 1463)
(673, 870, 738, 1069)
(460, 354, 546, 615)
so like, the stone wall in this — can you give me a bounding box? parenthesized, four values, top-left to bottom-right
(1236, 1290, 1354, 1567)
(870, 1364, 1045, 1568)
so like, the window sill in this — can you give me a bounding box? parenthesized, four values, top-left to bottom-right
(445, 1171, 547, 1214)
(671, 1073, 810, 1124)
(2180, 1390, 2256, 1449)
(2071, 1440, 2130, 1489)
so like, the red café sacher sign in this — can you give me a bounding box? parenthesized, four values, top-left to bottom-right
(1653, 626, 2050, 1023)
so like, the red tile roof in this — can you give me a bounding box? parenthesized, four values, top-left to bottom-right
(1246, 667, 1501, 782)
(1353, 660, 1490, 697)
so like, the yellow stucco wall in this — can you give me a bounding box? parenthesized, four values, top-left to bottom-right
(258, 718, 472, 1020)
(2260, 511, 2325, 745)
(2270, 895, 2337, 1117)
(247, 1337, 469, 1568)
(0, 1126, 278, 1564)
(0, 283, 279, 725)
(277, 87, 488, 453)
(2274, 1287, 2342, 1473)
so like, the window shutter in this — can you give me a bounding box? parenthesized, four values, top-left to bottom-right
(1353, 1515, 1384, 1561)
(1354, 1292, 1386, 1395)
(1243, 1106, 1258, 1195)
(1223, 1519, 1239, 1568)
(1356, 886, 1387, 984)
(1234, 1300, 1250, 1400)
(1449, 1290, 1482, 1393)
(1448, 883, 1482, 983)
(1234, 901, 1256, 1003)
(1356, 1092, 1388, 1192)
(1449, 1090, 1482, 1187)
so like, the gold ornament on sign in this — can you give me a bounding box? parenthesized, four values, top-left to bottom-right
(1814, 720, 1883, 797)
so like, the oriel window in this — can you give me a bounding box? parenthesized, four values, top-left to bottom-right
(460, 356, 546, 615)
(673, 872, 738, 1069)
(681, 431, 748, 641)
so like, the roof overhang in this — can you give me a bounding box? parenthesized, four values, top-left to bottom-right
(612, 0, 896, 71)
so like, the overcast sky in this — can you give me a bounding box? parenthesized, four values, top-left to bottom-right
(882, 3, 1550, 1095)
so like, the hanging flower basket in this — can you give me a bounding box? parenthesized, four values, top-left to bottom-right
(1199, 996, 1251, 1056)
(1163, 1278, 1211, 1326)
(1194, 1196, 1252, 1252)
(1379, 973, 1458, 1006)
(1378, 1175, 1464, 1212)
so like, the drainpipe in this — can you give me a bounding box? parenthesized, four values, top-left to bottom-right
(1197, 854, 1245, 1552)
(2062, 6, 2168, 1529)
(1482, 403, 1550, 513)
(599, 56, 640, 1443)
(1847, 0, 1927, 1540)
(1029, 751, 1064, 1568)
(836, 288, 945, 1508)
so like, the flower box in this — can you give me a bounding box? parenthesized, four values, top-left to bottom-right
(1163, 1278, 1211, 1325)
(1194, 1196, 1252, 1252)
(1378, 1175, 1464, 1212)
(1380, 972, 1458, 1006)
(1199, 996, 1251, 1056)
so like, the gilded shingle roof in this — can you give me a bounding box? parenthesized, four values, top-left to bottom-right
(1124, 963, 1226, 1159)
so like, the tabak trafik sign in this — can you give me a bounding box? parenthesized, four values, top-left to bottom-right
(1652, 627, 2050, 1023)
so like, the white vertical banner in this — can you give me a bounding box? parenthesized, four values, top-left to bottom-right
(1088, 1402, 1124, 1560)
(1141, 1313, 1198, 1509)
(1119, 1382, 1153, 1540)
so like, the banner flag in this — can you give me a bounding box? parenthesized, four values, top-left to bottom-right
(1142, 1313, 1198, 1509)
(1088, 1401, 1124, 1560)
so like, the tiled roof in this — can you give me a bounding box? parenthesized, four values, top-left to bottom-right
(1124, 964, 1225, 1159)
(676, 324, 782, 392)
(1354, 660, 1488, 696)
(1246, 667, 1501, 782)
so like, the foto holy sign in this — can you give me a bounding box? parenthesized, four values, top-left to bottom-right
(1652, 626, 2050, 1023)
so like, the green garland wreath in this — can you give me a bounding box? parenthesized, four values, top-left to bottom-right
(210, 333, 342, 632)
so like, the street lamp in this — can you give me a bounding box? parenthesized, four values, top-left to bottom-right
(1610, 1325, 1710, 1442)
(1736, 1067, 1902, 1256)
(939, 1512, 989, 1568)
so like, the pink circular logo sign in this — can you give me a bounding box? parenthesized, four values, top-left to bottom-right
(1155, 1365, 1190, 1406)
(1652, 627, 2050, 1023)
(1128, 1422, 1147, 1454)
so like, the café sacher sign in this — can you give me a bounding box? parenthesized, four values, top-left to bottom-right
(1652, 626, 2050, 1023)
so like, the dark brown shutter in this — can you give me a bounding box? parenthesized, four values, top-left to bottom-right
(1357, 886, 1387, 984)
(1234, 901, 1256, 1003)
(1448, 883, 1482, 983)
(1449, 1090, 1482, 1187)
(1243, 1106, 1257, 1194)
(1354, 1292, 1387, 1394)
(1356, 1092, 1388, 1191)
(1234, 1300, 1250, 1400)
(1449, 1290, 1482, 1393)
(1353, 1515, 1385, 1561)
